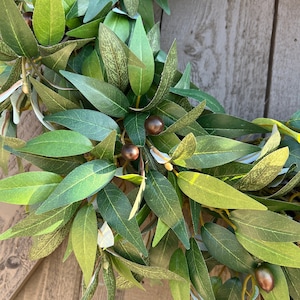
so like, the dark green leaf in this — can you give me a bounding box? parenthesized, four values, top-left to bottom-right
(0, 58, 22, 93)
(0, 41, 18, 61)
(255, 197, 300, 212)
(124, 0, 139, 17)
(154, 0, 171, 15)
(81, 261, 102, 300)
(190, 199, 201, 234)
(102, 253, 116, 300)
(216, 278, 242, 300)
(149, 132, 181, 153)
(66, 0, 89, 19)
(66, 19, 101, 38)
(124, 112, 148, 146)
(84, 0, 113, 23)
(82, 49, 104, 80)
(283, 267, 300, 300)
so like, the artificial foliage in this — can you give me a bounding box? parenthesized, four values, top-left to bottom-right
(1, 0, 300, 299)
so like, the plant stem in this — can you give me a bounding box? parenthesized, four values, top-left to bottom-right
(135, 95, 141, 108)
(241, 274, 252, 300)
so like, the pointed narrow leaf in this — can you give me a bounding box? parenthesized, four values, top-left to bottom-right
(104, 11, 130, 42)
(71, 205, 98, 285)
(124, 0, 139, 17)
(102, 253, 116, 300)
(82, 49, 104, 80)
(216, 278, 242, 300)
(124, 112, 148, 146)
(258, 125, 281, 159)
(152, 219, 170, 247)
(66, 19, 101, 38)
(0, 41, 18, 61)
(171, 133, 196, 161)
(283, 267, 300, 300)
(36, 159, 116, 213)
(177, 171, 267, 210)
(84, 0, 113, 23)
(60, 70, 129, 117)
(147, 22, 160, 54)
(97, 183, 148, 256)
(81, 262, 102, 300)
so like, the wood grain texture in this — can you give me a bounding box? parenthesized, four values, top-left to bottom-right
(268, 0, 300, 120)
(160, 0, 274, 120)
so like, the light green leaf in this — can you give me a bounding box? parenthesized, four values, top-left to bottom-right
(177, 171, 267, 210)
(216, 278, 242, 300)
(0, 171, 62, 205)
(236, 232, 300, 267)
(0, 41, 18, 61)
(144, 169, 190, 249)
(124, 0, 139, 17)
(82, 49, 104, 81)
(186, 238, 215, 300)
(33, 0, 65, 45)
(17, 130, 93, 157)
(97, 183, 148, 257)
(66, 19, 101, 38)
(128, 16, 154, 96)
(283, 267, 300, 300)
(147, 23, 160, 54)
(124, 112, 148, 146)
(71, 205, 98, 286)
(201, 222, 255, 273)
(60, 70, 129, 118)
(152, 219, 170, 247)
(171, 132, 196, 161)
(45, 109, 120, 141)
(0, 203, 79, 240)
(174, 63, 191, 89)
(115, 168, 144, 185)
(84, 0, 113, 23)
(128, 176, 146, 219)
(104, 11, 130, 42)
(258, 125, 281, 159)
(66, 0, 89, 19)
(36, 159, 116, 213)
(0, 0, 38, 57)
(169, 249, 190, 300)
(235, 147, 289, 191)
(230, 209, 300, 242)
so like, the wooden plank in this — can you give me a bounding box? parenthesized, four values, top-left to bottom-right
(268, 0, 300, 120)
(160, 0, 274, 120)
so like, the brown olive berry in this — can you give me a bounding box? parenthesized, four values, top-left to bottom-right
(23, 12, 33, 28)
(121, 144, 139, 161)
(254, 264, 275, 293)
(144, 115, 164, 135)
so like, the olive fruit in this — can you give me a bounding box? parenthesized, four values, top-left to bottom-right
(254, 264, 275, 293)
(121, 144, 139, 161)
(23, 12, 33, 28)
(144, 115, 164, 135)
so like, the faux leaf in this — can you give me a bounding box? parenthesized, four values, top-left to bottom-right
(97, 183, 148, 257)
(147, 22, 160, 54)
(283, 267, 300, 300)
(124, 112, 148, 146)
(124, 0, 139, 17)
(71, 204, 98, 285)
(230, 209, 300, 242)
(36, 159, 116, 213)
(66, 19, 101, 38)
(258, 125, 281, 159)
(177, 171, 267, 210)
(84, 0, 113, 23)
(60, 70, 129, 118)
(216, 278, 242, 300)
(82, 49, 104, 81)
(81, 261, 102, 300)
(17, 130, 93, 157)
(102, 253, 116, 300)
(170, 132, 196, 161)
(0, 0, 38, 57)
(0, 41, 18, 61)
(201, 222, 255, 273)
(104, 11, 130, 42)
(155, 0, 171, 15)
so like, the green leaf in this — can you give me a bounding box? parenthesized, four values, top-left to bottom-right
(124, 0, 139, 17)
(82, 49, 104, 81)
(71, 204, 98, 285)
(152, 219, 170, 247)
(45, 109, 120, 142)
(174, 135, 260, 169)
(0, 0, 38, 57)
(155, 0, 171, 15)
(255, 197, 300, 212)
(81, 261, 102, 300)
(171, 132, 196, 161)
(115, 168, 144, 185)
(124, 112, 148, 146)
(0, 57, 22, 93)
(144, 169, 190, 249)
(128, 16, 154, 96)
(33, 0, 65, 45)
(258, 125, 281, 159)
(174, 63, 191, 89)
(186, 238, 215, 300)
(201, 222, 256, 273)
(99, 23, 128, 92)
(137, 0, 155, 31)
(0, 203, 80, 240)
(177, 171, 267, 210)
(216, 278, 242, 300)
(283, 267, 300, 300)
(0, 41, 18, 61)
(17, 130, 93, 157)
(30, 77, 79, 113)
(84, 0, 113, 23)
(66, 0, 89, 19)
(235, 147, 289, 191)
(236, 232, 300, 267)
(230, 209, 300, 242)
(169, 249, 190, 300)
(66, 19, 101, 38)
(149, 132, 181, 153)
(0, 171, 62, 205)
(97, 183, 148, 257)
(60, 70, 129, 118)
(190, 199, 201, 234)
(36, 159, 116, 213)
(147, 22, 160, 54)
(102, 253, 116, 300)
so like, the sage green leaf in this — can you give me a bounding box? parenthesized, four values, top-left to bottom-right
(174, 63, 191, 89)
(137, 0, 155, 31)
(97, 183, 147, 256)
(144, 169, 190, 249)
(186, 238, 215, 300)
(45, 109, 120, 142)
(128, 16, 154, 96)
(163, 101, 207, 134)
(124, 112, 148, 146)
(115, 168, 144, 185)
(155, 0, 171, 15)
(104, 11, 130, 42)
(147, 23, 160, 54)
(259, 264, 289, 300)
(0, 203, 79, 240)
(169, 249, 190, 300)
(0, 41, 18, 61)
(0, 0, 38, 57)
(201, 222, 255, 273)
(29, 221, 71, 260)
(81, 261, 102, 300)
(177, 171, 267, 210)
(102, 253, 116, 300)
(190, 199, 201, 234)
(230, 209, 300, 242)
(36, 159, 116, 213)
(283, 267, 300, 300)
(236, 232, 300, 267)
(99, 23, 128, 92)
(66, 0, 89, 19)
(0, 57, 22, 93)
(84, 0, 113, 23)
(152, 219, 170, 247)
(216, 278, 242, 300)
(33, 0, 65, 45)
(17, 130, 93, 157)
(149, 132, 181, 153)
(174, 135, 260, 169)
(90, 130, 117, 161)
(258, 125, 281, 159)
(124, 0, 139, 17)
(133, 40, 177, 111)
(170, 87, 225, 113)
(0, 171, 62, 205)
(171, 133, 196, 161)
(66, 19, 101, 38)
(30, 77, 79, 113)
(82, 49, 104, 80)
(60, 70, 129, 118)
(71, 204, 98, 285)
(235, 147, 289, 191)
